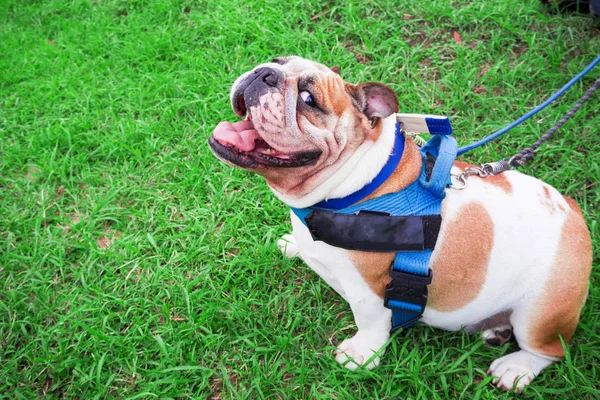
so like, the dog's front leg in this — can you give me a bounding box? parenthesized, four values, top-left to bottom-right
(289, 212, 391, 369)
(334, 275, 392, 370)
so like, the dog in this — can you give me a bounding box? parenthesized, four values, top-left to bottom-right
(208, 56, 592, 391)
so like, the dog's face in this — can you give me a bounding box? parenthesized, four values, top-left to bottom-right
(209, 56, 399, 197)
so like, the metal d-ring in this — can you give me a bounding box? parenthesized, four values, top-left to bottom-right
(449, 172, 469, 190)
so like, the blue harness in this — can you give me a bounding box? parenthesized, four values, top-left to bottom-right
(291, 120, 458, 331)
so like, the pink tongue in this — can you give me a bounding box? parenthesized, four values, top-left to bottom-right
(212, 120, 260, 152)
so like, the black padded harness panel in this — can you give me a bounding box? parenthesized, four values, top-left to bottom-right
(305, 210, 442, 252)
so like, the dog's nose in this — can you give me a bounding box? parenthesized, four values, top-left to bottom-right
(254, 67, 283, 88)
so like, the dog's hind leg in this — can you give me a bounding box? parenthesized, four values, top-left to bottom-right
(487, 305, 562, 392)
(488, 202, 591, 392)
(487, 349, 555, 392)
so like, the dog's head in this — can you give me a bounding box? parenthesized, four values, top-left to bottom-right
(209, 56, 399, 200)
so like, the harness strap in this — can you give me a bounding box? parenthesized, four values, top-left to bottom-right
(419, 135, 458, 198)
(305, 210, 441, 252)
(397, 113, 453, 136)
(387, 252, 432, 330)
(385, 135, 456, 331)
(387, 251, 433, 330)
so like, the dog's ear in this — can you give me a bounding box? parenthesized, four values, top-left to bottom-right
(346, 82, 399, 125)
(330, 65, 341, 75)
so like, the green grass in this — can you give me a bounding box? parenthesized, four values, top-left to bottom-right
(1, 0, 599, 398)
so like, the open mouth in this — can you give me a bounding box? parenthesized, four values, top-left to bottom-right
(209, 96, 321, 168)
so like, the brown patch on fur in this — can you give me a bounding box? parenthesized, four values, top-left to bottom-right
(350, 201, 493, 303)
(324, 77, 354, 116)
(349, 252, 395, 298)
(454, 161, 513, 194)
(453, 161, 472, 170)
(528, 201, 592, 358)
(542, 186, 551, 200)
(361, 137, 422, 202)
(427, 202, 494, 312)
(563, 196, 581, 212)
(539, 186, 558, 214)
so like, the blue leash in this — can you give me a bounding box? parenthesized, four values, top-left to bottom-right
(457, 55, 600, 156)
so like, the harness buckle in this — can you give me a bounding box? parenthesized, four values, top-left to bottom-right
(384, 267, 432, 310)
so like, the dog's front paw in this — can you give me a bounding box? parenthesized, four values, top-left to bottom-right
(488, 350, 554, 392)
(277, 234, 300, 258)
(334, 335, 384, 370)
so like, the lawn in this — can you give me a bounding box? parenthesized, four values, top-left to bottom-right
(1, 0, 599, 398)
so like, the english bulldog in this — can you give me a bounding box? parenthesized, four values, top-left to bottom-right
(208, 56, 592, 391)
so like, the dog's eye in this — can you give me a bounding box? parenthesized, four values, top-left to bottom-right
(300, 91, 316, 107)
